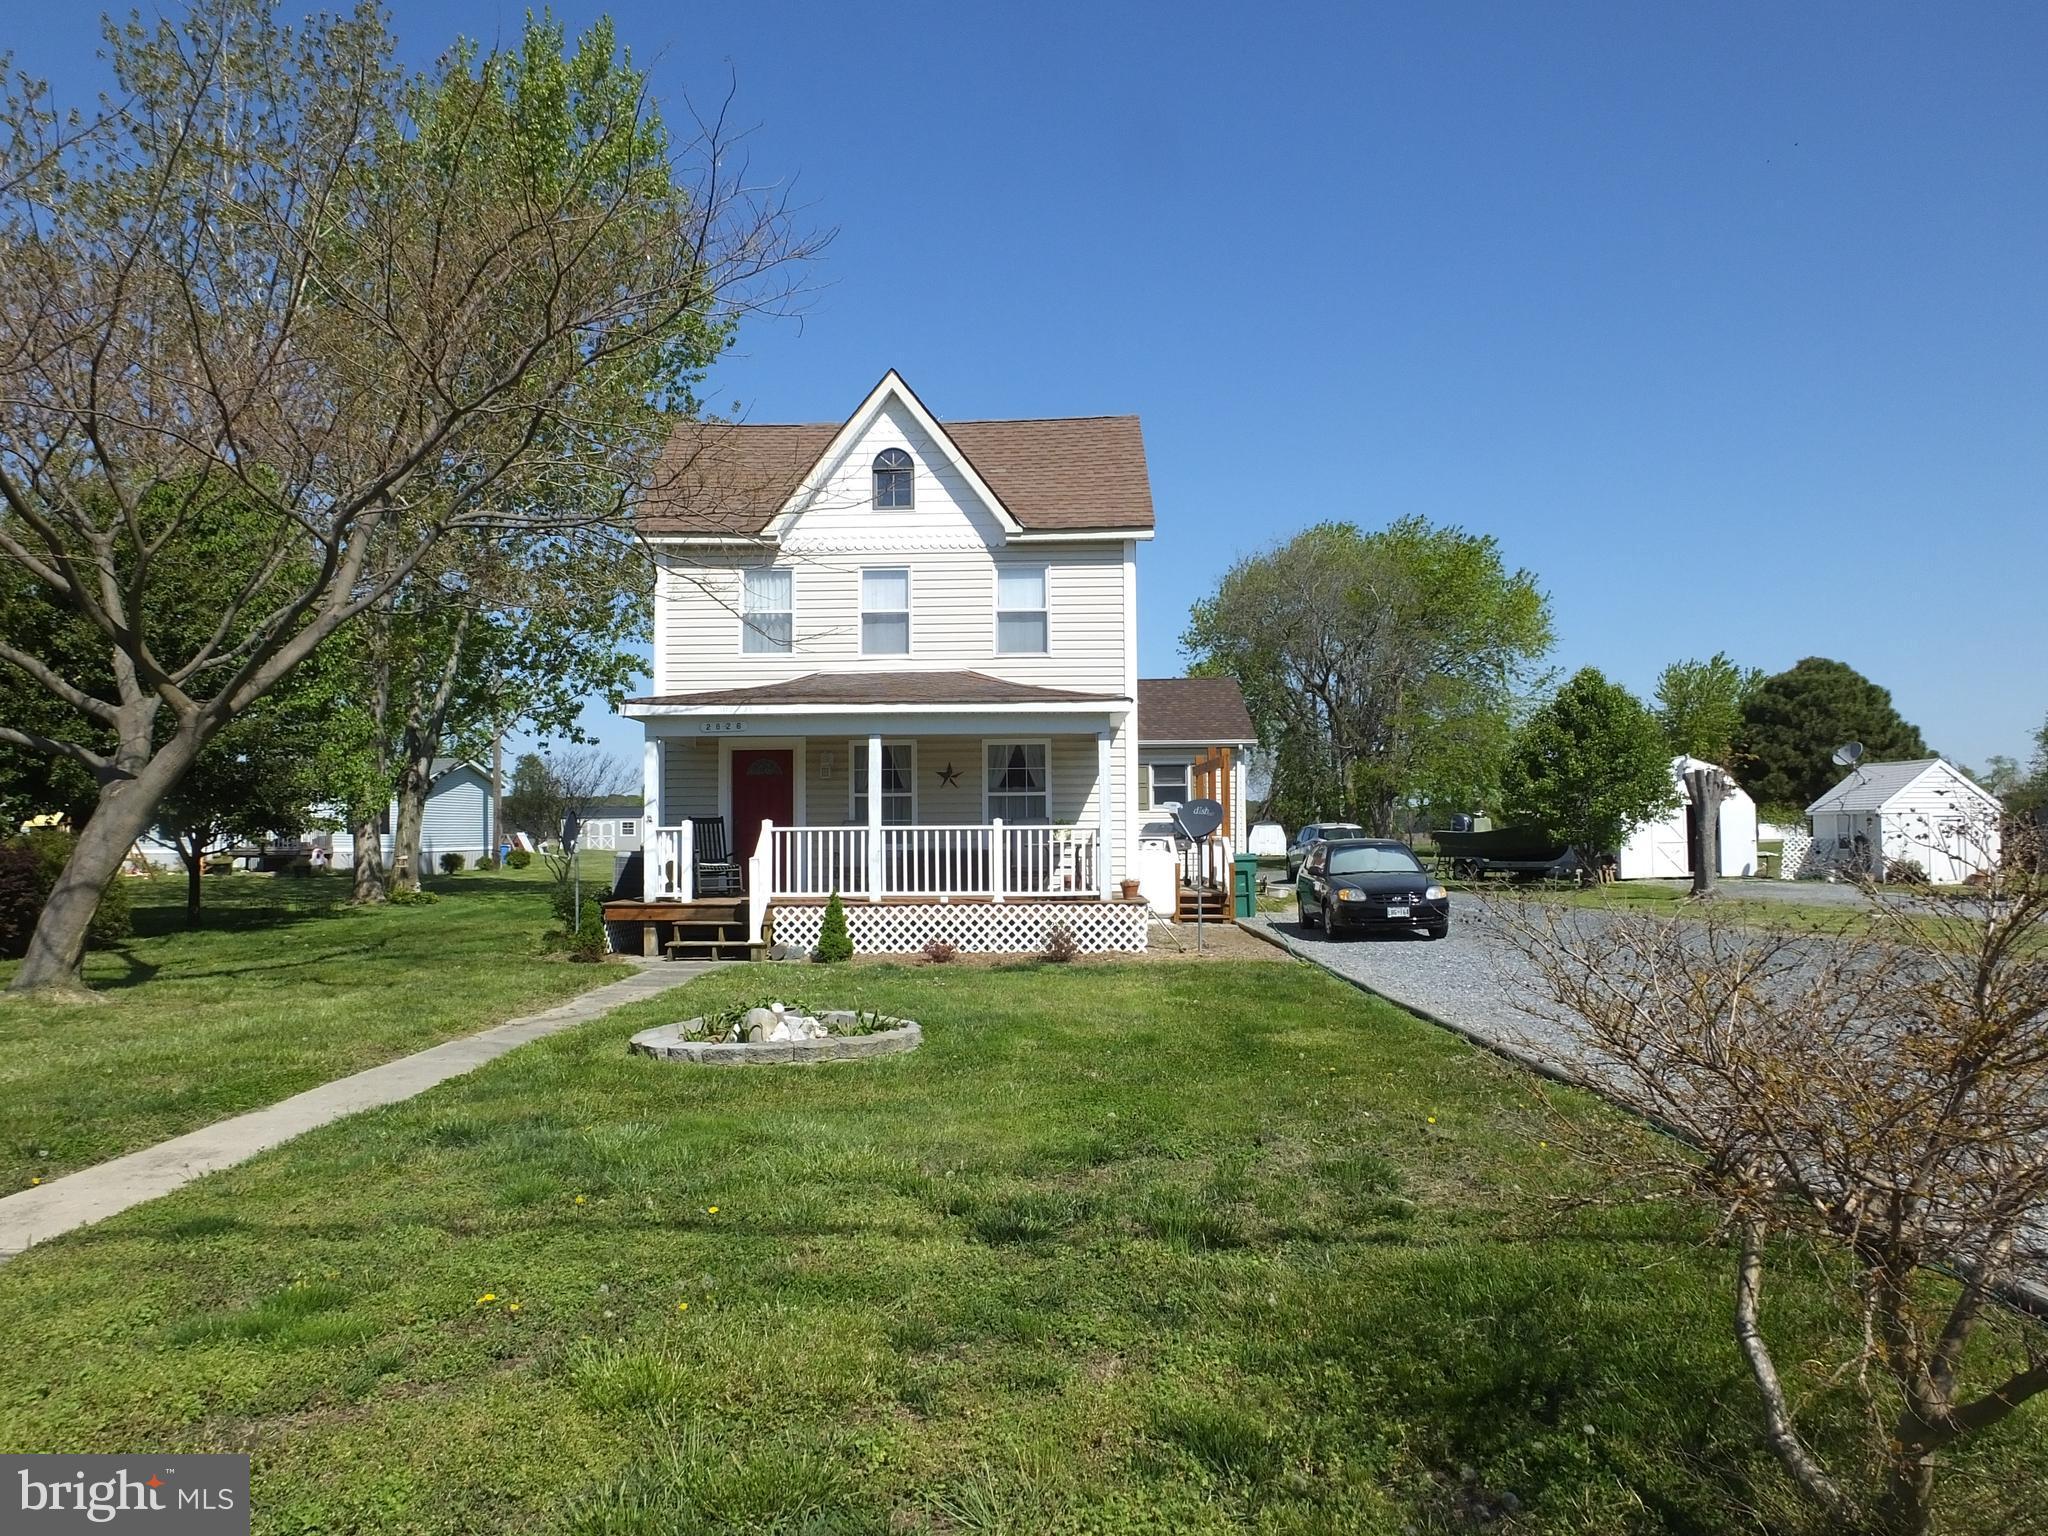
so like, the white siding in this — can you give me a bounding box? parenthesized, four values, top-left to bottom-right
(661, 737, 721, 823)
(1877, 763, 2001, 882)
(654, 403, 1130, 697)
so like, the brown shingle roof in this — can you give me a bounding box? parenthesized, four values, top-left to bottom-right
(640, 414, 1155, 536)
(628, 671, 1129, 709)
(1138, 677, 1257, 744)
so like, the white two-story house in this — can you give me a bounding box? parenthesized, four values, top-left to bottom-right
(618, 370, 1248, 956)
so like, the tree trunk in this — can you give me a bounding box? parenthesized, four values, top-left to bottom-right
(1874, 1450, 1935, 1536)
(180, 838, 204, 927)
(1687, 766, 1725, 898)
(350, 812, 387, 904)
(390, 751, 432, 892)
(8, 734, 200, 993)
(491, 732, 504, 867)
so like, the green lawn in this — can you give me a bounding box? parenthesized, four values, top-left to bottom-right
(0, 858, 619, 1189)
(1, 960, 2040, 1533)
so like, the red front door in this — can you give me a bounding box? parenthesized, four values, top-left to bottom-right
(730, 749, 795, 864)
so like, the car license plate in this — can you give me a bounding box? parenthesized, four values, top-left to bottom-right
(1386, 904, 1409, 919)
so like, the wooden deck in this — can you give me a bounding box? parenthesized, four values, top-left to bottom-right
(600, 898, 755, 961)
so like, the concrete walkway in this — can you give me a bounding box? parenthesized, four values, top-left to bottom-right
(0, 960, 719, 1262)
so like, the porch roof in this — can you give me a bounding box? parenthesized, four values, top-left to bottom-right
(626, 670, 1130, 713)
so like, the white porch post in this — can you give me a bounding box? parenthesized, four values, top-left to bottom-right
(865, 732, 884, 899)
(642, 734, 661, 830)
(1096, 728, 1115, 899)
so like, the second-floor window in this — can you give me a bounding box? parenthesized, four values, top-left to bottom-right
(741, 567, 793, 653)
(861, 568, 910, 654)
(996, 566, 1048, 653)
(873, 448, 914, 509)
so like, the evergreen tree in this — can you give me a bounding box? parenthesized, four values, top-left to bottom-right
(815, 890, 854, 963)
(1735, 658, 1929, 817)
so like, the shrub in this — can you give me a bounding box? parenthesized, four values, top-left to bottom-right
(506, 848, 533, 869)
(1886, 856, 1929, 885)
(1043, 924, 1079, 963)
(388, 887, 440, 906)
(814, 890, 853, 963)
(474, 854, 498, 871)
(1, 828, 133, 954)
(568, 896, 608, 962)
(922, 936, 957, 964)
(439, 851, 465, 874)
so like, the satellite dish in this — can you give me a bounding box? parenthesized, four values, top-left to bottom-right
(1173, 798, 1226, 842)
(1832, 742, 1865, 768)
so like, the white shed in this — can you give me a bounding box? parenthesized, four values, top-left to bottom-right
(1615, 756, 1760, 881)
(1805, 758, 2002, 885)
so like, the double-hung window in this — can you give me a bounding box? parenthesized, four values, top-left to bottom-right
(861, 568, 910, 654)
(852, 744, 915, 825)
(741, 567, 793, 653)
(995, 566, 1048, 653)
(985, 742, 1049, 823)
(1149, 761, 1190, 810)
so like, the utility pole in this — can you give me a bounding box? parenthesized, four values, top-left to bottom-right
(491, 730, 504, 864)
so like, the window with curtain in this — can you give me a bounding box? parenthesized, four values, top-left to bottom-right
(852, 744, 915, 824)
(995, 565, 1048, 653)
(1149, 761, 1190, 809)
(861, 568, 910, 654)
(741, 567, 793, 653)
(985, 742, 1048, 822)
(873, 447, 914, 509)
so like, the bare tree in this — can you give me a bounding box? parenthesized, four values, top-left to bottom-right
(0, 3, 819, 992)
(1506, 811, 2048, 1535)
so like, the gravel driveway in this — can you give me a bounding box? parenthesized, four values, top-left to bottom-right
(1246, 899, 1605, 1078)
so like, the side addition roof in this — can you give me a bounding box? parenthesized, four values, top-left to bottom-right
(1137, 677, 1257, 746)
(639, 371, 1155, 538)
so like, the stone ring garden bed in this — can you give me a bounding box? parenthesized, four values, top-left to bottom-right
(629, 1004, 921, 1066)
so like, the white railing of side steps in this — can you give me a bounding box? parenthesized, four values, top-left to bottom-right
(763, 822, 1101, 902)
(1177, 834, 1236, 890)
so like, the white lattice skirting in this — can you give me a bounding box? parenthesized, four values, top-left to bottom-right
(770, 901, 1150, 955)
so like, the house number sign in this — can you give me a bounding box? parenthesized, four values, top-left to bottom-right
(697, 719, 748, 734)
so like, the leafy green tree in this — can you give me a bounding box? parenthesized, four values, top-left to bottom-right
(1655, 653, 1763, 766)
(1183, 518, 1553, 834)
(1734, 658, 1930, 819)
(1504, 668, 1676, 878)
(0, 2, 811, 994)
(815, 891, 853, 963)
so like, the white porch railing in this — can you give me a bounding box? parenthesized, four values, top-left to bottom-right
(1177, 834, 1237, 890)
(765, 821, 1100, 902)
(647, 820, 1104, 904)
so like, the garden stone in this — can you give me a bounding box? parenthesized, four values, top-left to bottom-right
(744, 1007, 777, 1037)
(745, 1023, 765, 1043)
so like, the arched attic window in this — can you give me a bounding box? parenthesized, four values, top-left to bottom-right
(872, 448, 914, 509)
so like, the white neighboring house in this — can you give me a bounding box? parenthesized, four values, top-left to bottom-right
(1805, 758, 2003, 884)
(620, 370, 1256, 954)
(1615, 756, 1760, 880)
(329, 758, 497, 871)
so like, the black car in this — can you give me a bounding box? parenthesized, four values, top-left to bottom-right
(1296, 838, 1449, 940)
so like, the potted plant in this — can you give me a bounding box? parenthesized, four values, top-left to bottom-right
(1119, 876, 1142, 901)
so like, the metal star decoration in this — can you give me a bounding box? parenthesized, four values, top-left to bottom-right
(936, 762, 961, 788)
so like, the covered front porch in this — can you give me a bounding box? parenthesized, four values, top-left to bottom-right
(621, 674, 1142, 953)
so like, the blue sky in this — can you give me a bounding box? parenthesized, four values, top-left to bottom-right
(20, 3, 2047, 771)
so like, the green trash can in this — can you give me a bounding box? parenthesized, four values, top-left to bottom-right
(1233, 854, 1259, 920)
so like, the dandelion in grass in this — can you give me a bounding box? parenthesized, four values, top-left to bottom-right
(29, 1177, 41, 1186)
(677, 1301, 689, 1312)
(574, 1195, 586, 1205)
(507, 1303, 522, 1315)
(1426, 1116, 1437, 1126)
(476, 1293, 497, 1305)
(705, 1206, 719, 1215)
